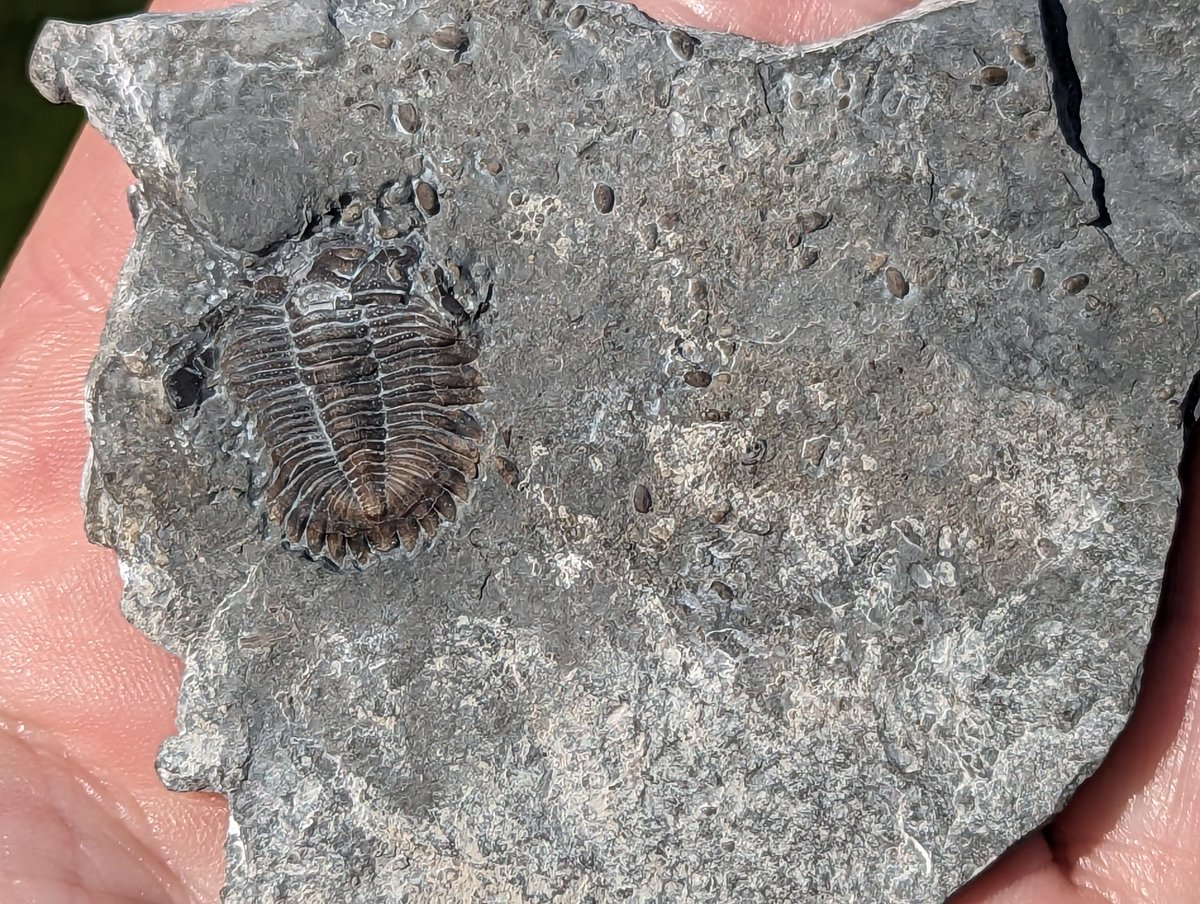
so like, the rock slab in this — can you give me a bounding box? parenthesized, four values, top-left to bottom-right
(30, 0, 1199, 899)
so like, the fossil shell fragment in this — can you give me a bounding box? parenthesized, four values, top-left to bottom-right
(221, 224, 484, 567)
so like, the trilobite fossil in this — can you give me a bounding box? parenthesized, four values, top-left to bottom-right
(220, 217, 485, 567)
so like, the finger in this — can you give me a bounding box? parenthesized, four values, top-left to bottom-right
(0, 3, 240, 899)
(0, 122, 231, 900)
(1046, 386, 1200, 896)
(634, 0, 923, 44)
(0, 719, 193, 903)
(954, 387, 1200, 901)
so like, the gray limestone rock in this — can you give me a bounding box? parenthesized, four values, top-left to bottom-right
(29, 0, 1197, 899)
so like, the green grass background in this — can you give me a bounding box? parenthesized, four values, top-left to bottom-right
(1, 1, 145, 275)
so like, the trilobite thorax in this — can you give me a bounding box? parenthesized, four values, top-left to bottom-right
(220, 224, 484, 567)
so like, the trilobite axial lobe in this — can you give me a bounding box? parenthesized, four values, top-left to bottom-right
(221, 237, 484, 566)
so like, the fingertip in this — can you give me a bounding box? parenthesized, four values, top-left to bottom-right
(952, 831, 1084, 903)
(633, 0, 924, 45)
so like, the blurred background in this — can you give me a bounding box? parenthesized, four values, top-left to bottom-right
(1, 1, 144, 275)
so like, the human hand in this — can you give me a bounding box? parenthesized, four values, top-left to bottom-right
(4, 1, 1195, 901)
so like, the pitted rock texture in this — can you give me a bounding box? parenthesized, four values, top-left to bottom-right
(30, 0, 1198, 899)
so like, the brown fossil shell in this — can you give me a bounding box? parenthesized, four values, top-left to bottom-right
(221, 229, 484, 567)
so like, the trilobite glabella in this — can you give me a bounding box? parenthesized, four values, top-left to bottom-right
(220, 225, 485, 568)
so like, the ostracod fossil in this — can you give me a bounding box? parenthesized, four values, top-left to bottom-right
(220, 222, 484, 567)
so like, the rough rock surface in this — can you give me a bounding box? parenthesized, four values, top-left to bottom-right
(29, 0, 1197, 899)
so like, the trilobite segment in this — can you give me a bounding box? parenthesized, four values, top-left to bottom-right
(222, 241, 483, 566)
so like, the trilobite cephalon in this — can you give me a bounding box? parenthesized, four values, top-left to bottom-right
(220, 226, 484, 568)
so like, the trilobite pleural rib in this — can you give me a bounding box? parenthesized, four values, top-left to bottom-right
(222, 239, 484, 567)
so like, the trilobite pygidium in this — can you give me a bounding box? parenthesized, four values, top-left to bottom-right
(221, 221, 484, 568)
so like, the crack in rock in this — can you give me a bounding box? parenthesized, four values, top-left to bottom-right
(1039, 0, 1111, 228)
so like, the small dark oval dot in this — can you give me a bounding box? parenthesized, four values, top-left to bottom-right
(709, 501, 731, 523)
(796, 209, 831, 234)
(433, 24, 469, 52)
(415, 181, 441, 216)
(710, 580, 735, 601)
(797, 247, 820, 270)
(633, 484, 653, 514)
(832, 69, 850, 91)
(1037, 537, 1062, 558)
(254, 275, 287, 296)
(494, 455, 521, 487)
(788, 90, 804, 110)
(684, 369, 712, 388)
(368, 31, 393, 49)
(393, 102, 421, 134)
(1062, 273, 1090, 294)
(1010, 43, 1036, 67)
(885, 267, 910, 298)
(566, 5, 587, 27)
(1029, 267, 1045, 290)
(641, 222, 659, 251)
(668, 29, 697, 62)
(836, 95, 850, 110)
(652, 79, 672, 109)
(593, 183, 615, 214)
(980, 66, 1009, 86)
